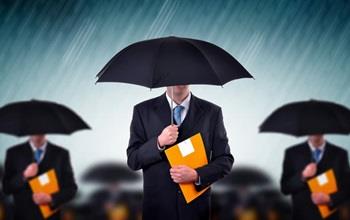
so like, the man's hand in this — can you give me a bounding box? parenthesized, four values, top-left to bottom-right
(170, 165, 198, 183)
(158, 125, 178, 147)
(311, 192, 331, 205)
(302, 163, 317, 179)
(23, 163, 39, 179)
(33, 192, 52, 205)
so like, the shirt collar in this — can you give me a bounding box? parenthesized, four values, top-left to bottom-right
(308, 140, 326, 152)
(165, 92, 191, 110)
(29, 141, 48, 152)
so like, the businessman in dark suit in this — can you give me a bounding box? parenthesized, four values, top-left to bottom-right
(281, 134, 350, 220)
(2, 135, 77, 220)
(127, 85, 234, 220)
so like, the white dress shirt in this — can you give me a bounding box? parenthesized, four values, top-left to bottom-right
(308, 140, 326, 162)
(30, 141, 48, 163)
(165, 92, 191, 124)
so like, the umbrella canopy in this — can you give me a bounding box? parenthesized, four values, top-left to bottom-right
(82, 162, 140, 184)
(96, 36, 253, 88)
(96, 36, 253, 124)
(259, 100, 350, 136)
(0, 99, 90, 136)
(216, 166, 272, 188)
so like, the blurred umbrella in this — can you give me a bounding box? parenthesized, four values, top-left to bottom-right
(82, 162, 140, 184)
(259, 100, 350, 136)
(217, 166, 272, 188)
(0, 166, 3, 181)
(96, 36, 253, 124)
(0, 100, 90, 136)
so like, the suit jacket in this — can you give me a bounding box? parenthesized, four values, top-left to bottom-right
(280, 141, 350, 220)
(127, 92, 234, 220)
(2, 141, 77, 220)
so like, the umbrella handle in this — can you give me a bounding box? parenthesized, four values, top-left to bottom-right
(171, 86, 174, 125)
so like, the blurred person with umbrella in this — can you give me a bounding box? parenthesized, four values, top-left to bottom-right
(82, 162, 140, 185)
(214, 166, 291, 220)
(260, 100, 350, 220)
(0, 100, 90, 220)
(82, 162, 140, 220)
(96, 36, 253, 220)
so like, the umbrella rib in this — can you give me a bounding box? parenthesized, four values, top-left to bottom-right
(150, 37, 168, 88)
(96, 43, 133, 79)
(18, 107, 24, 136)
(296, 104, 307, 136)
(327, 104, 349, 133)
(49, 105, 73, 134)
(181, 38, 223, 85)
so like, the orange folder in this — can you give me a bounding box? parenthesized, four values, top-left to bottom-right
(307, 169, 338, 219)
(29, 169, 59, 219)
(165, 133, 209, 203)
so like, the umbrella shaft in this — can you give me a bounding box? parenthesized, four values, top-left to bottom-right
(171, 86, 174, 125)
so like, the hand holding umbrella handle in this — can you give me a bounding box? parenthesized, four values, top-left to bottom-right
(158, 125, 179, 147)
(23, 163, 39, 180)
(302, 163, 317, 180)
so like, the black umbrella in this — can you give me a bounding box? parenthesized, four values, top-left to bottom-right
(96, 36, 253, 124)
(0, 100, 90, 136)
(82, 162, 140, 184)
(216, 166, 272, 188)
(259, 100, 350, 136)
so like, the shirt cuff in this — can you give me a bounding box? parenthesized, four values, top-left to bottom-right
(157, 141, 166, 151)
(194, 176, 201, 186)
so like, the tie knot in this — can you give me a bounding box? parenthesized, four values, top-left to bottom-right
(315, 148, 322, 155)
(174, 105, 184, 112)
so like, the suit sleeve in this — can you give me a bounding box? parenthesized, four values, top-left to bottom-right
(127, 106, 163, 171)
(330, 151, 350, 207)
(50, 151, 77, 209)
(280, 149, 307, 195)
(2, 149, 28, 194)
(194, 108, 234, 190)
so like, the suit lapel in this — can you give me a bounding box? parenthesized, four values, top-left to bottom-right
(154, 93, 172, 127)
(301, 142, 313, 163)
(24, 142, 35, 163)
(38, 142, 52, 171)
(179, 94, 205, 139)
(317, 142, 332, 169)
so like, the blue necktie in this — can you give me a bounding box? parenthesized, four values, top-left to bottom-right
(34, 149, 43, 163)
(173, 105, 184, 125)
(313, 149, 322, 163)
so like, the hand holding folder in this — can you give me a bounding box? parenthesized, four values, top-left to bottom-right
(165, 133, 209, 203)
(307, 169, 338, 218)
(29, 169, 59, 219)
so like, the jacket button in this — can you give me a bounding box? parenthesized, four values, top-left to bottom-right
(177, 190, 181, 194)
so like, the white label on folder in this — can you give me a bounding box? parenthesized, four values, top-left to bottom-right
(317, 173, 328, 186)
(38, 173, 50, 186)
(178, 139, 195, 157)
